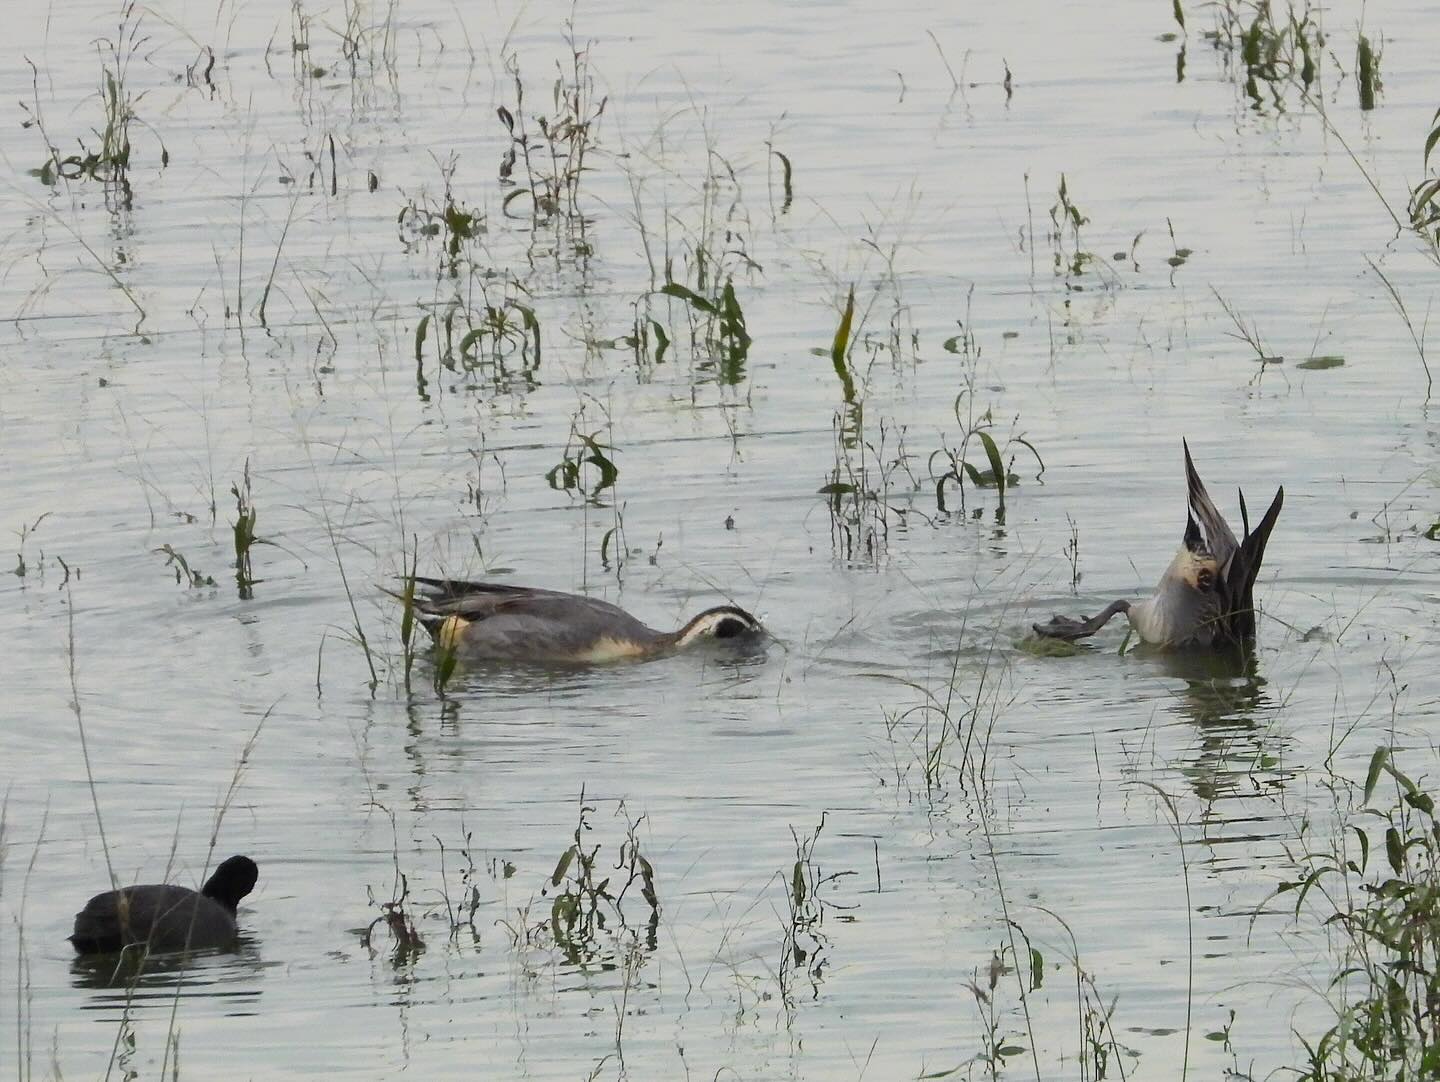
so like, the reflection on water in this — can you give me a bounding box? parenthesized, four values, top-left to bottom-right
(1152, 646, 1293, 804)
(70, 936, 264, 1009)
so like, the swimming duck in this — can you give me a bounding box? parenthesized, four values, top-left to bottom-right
(70, 855, 258, 954)
(396, 577, 765, 663)
(1033, 441, 1283, 648)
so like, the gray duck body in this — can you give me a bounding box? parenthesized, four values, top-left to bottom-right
(402, 577, 763, 663)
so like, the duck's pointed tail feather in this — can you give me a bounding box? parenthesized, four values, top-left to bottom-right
(1183, 439, 1240, 564)
(1225, 485, 1284, 640)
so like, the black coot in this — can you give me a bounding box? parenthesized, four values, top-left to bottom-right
(69, 855, 259, 954)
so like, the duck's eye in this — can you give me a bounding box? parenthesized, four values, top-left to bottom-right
(1196, 569, 1215, 591)
(714, 618, 747, 639)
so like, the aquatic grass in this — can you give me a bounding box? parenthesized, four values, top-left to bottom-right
(939, 946, 1036, 1080)
(929, 395, 1044, 523)
(1365, 257, 1432, 398)
(255, 194, 301, 328)
(1033, 905, 1135, 1079)
(619, 298, 671, 371)
(26, 3, 168, 209)
(397, 156, 487, 279)
(231, 459, 262, 599)
(767, 143, 794, 214)
(818, 413, 913, 565)
(10, 154, 149, 327)
(1213, 287, 1282, 365)
(312, 484, 379, 693)
(1406, 107, 1440, 265)
(362, 806, 425, 966)
(1276, 746, 1440, 1080)
(543, 399, 629, 576)
(155, 544, 217, 588)
(432, 828, 483, 946)
(546, 428, 619, 505)
(1049, 174, 1093, 279)
(612, 111, 761, 389)
(397, 155, 486, 276)
(829, 285, 859, 406)
(12, 512, 50, 580)
(396, 548, 421, 695)
(659, 277, 752, 386)
(872, 579, 1027, 798)
(1064, 516, 1082, 592)
(1355, 33, 1381, 112)
(495, 28, 606, 245)
(1201, 0, 1323, 112)
(532, 795, 660, 969)
(414, 283, 542, 394)
(776, 814, 854, 1009)
(963, 676, 1042, 1082)
(1137, 782, 1195, 1079)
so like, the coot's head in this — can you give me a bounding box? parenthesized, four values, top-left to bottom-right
(201, 856, 259, 912)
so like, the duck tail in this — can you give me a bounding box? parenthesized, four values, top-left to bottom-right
(1227, 485, 1284, 640)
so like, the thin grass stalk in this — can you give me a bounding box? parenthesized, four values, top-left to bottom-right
(257, 193, 300, 327)
(1139, 782, 1193, 1080)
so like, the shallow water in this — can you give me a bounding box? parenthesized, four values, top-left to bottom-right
(3, 0, 1440, 1078)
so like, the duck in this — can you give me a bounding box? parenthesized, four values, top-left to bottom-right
(395, 576, 765, 663)
(69, 855, 258, 954)
(1033, 440, 1283, 648)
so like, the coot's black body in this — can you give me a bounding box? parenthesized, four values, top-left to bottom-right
(69, 855, 258, 954)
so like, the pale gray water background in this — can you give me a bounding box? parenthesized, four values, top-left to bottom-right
(2, 0, 1439, 1078)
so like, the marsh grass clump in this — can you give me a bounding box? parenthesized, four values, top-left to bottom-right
(496, 30, 606, 245)
(398, 157, 487, 278)
(1276, 746, 1440, 1079)
(777, 815, 855, 1006)
(623, 136, 760, 387)
(927, 328, 1042, 521)
(361, 868, 425, 965)
(819, 412, 914, 565)
(1406, 108, 1440, 258)
(25, 3, 167, 208)
(13, 512, 51, 580)
(545, 427, 618, 504)
(155, 544, 215, 588)
(362, 808, 426, 966)
(527, 797, 660, 969)
(619, 303, 671, 372)
(230, 459, 267, 599)
(962, 947, 1035, 1077)
(432, 829, 484, 946)
(659, 277, 752, 385)
(1048, 174, 1093, 279)
(542, 400, 628, 570)
(1202, 0, 1323, 111)
(1356, 32, 1382, 112)
(414, 280, 542, 393)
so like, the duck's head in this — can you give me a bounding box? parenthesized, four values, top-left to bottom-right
(673, 605, 765, 648)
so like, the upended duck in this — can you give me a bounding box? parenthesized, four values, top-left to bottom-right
(1033, 441, 1283, 648)
(70, 855, 258, 954)
(395, 577, 765, 663)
